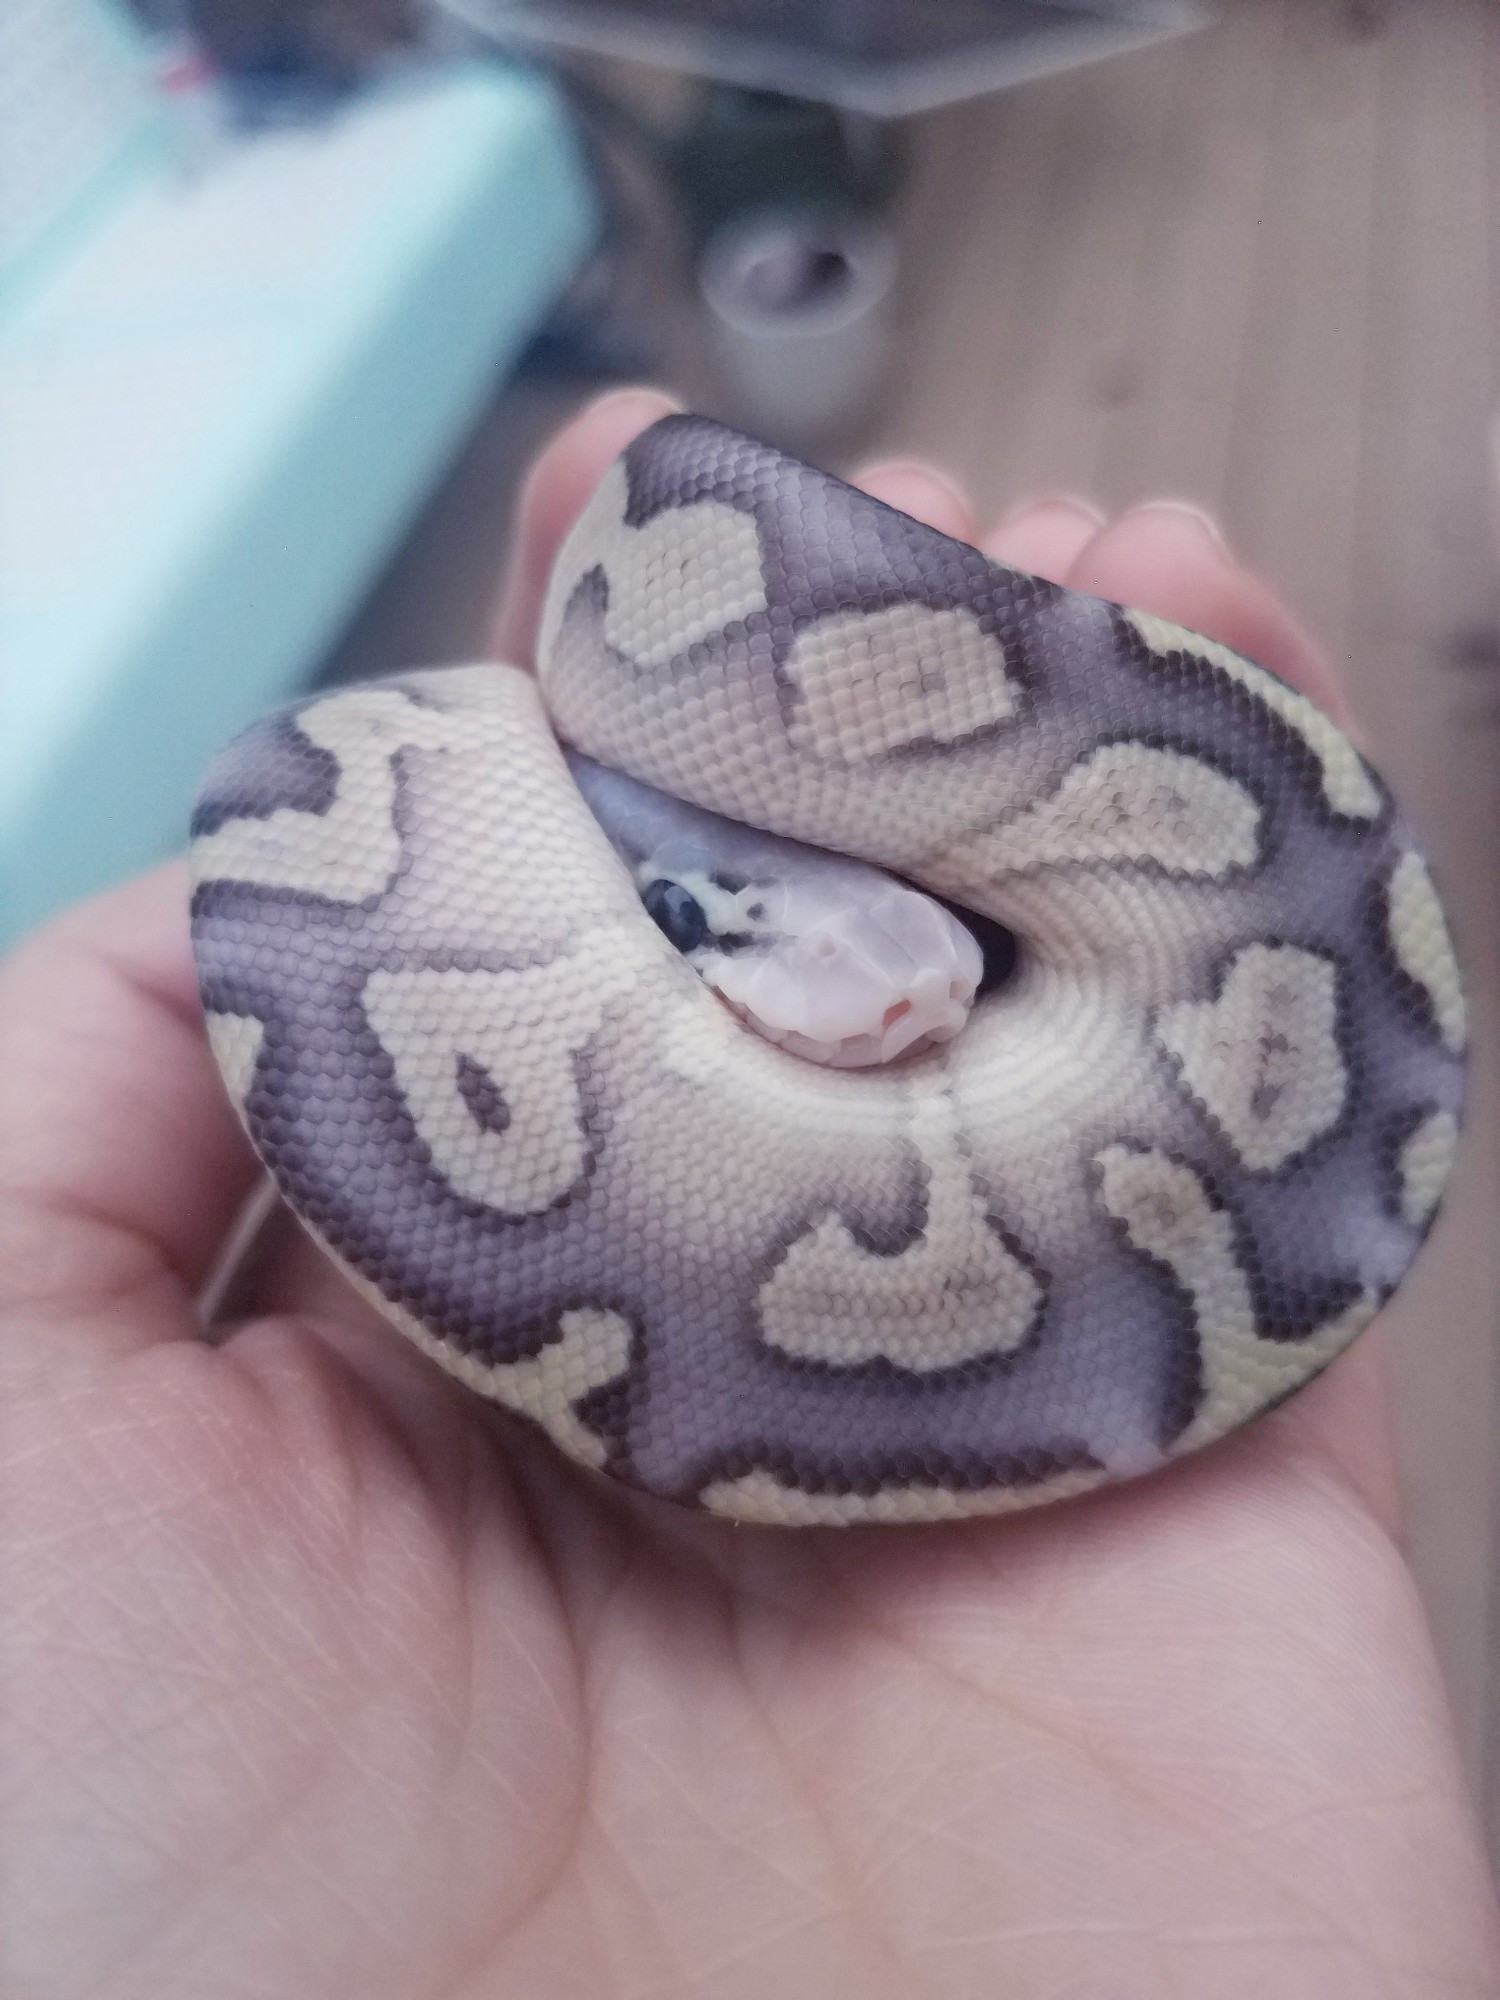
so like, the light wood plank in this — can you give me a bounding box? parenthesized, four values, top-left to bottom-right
(1075, 6, 1267, 507)
(1338, 0, 1500, 1794)
(1215, 8, 1385, 651)
(870, 0, 1500, 1839)
(1089, 0, 1288, 508)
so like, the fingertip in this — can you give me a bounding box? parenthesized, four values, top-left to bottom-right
(1119, 498, 1234, 559)
(851, 460, 976, 543)
(1066, 500, 1354, 725)
(1066, 498, 1235, 599)
(1265, 1331, 1405, 1539)
(490, 386, 681, 666)
(0, 863, 259, 1351)
(566, 385, 684, 467)
(32, 858, 200, 1026)
(982, 495, 1106, 584)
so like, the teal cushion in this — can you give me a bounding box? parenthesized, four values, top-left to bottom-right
(1, 63, 596, 945)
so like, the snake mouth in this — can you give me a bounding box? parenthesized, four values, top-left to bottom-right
(937, 899, 1019, 1000)
(706, 889, 1018, 1069)
(714, 987, 975, 1071)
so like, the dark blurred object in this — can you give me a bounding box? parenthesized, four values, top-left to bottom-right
(659, 84, 898, 249)
(697, 203, 897, 438)
(537, 75, 903, 430)
(433, 0, 1208, 115)
(502, 74, 902, 403)
(184, 0, 420, 83)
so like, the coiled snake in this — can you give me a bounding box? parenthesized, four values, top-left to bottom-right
(190, 416, 1466, 1525)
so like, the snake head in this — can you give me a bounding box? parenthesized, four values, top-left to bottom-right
(565, 747, 981, 1067)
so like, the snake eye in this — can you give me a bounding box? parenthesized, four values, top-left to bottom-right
(643, 878, 709, 954)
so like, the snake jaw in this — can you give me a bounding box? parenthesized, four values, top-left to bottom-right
(695, 887, 981, 1069)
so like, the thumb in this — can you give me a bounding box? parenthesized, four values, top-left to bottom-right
(0, 863, 257, 1363)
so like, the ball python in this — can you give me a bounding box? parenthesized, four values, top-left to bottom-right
(190, 414, 1466, 1525)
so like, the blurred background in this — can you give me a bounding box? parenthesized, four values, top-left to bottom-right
(2, 0, 1496, 1856)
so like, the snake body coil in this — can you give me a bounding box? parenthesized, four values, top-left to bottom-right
(190, 416, 1465, 1524)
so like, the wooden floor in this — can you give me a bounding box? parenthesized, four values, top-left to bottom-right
(859, 0, 1500, 1845)
(330, 0, 1500, 1850)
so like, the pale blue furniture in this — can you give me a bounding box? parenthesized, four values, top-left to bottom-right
(0, 30, 596, 946)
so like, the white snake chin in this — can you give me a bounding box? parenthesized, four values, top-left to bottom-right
(190, 415, 1466, 1525)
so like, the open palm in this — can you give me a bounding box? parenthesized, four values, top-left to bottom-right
(5, 391, 1496, 2000)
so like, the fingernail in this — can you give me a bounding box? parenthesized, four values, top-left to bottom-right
(853, 461, 974, 534)
(1132, 499, 1232, 556)
(857, 460, 970, 506)
(580, 384, 682, 422)
(993, 494, 1107, 531)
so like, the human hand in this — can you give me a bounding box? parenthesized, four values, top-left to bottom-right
(4, 389, 1497, 1999)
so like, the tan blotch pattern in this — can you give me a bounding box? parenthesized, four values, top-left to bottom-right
(756, 1092, 1041, 1371)
(1155, 943, 1346, 1172)
(1386, 850, 1466, 1054)
(1126, 609, 1383, 820)
(1175, 1292, 1377, 1456)
(1095, 1144, 1374, 1447)
(190, 687, 458, 902)
(362, 935, 642, 1215)
(785, 601, 1021, 763)
(601, 494, 768, 672)
(1398, 1110, 1460, 1230)
(701, 1463, 1102, 1525)
(944, 741, 1261, 881)
(203, 1011, 265, 1111)
(357, 1286, 634, 1470)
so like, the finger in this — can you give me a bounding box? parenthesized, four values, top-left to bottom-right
(981, 495, 1106, 583)
(1065, 500, 1353, 724)
(1258, 1333, 1404, 1538)
(0, 863, 258, 1358)
(207, 1194, 391, 1342)
(850, 460, 975, 542)
(490, 386, 680, 668)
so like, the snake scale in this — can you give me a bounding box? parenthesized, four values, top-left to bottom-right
(190, 415, 1466, 1525)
